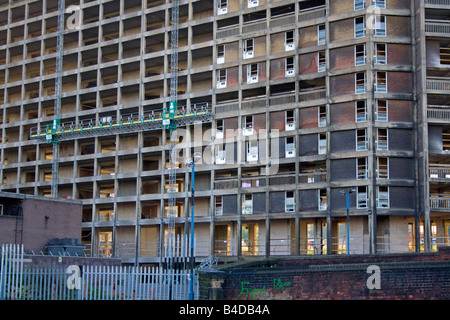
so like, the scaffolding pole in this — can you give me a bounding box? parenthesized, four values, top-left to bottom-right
(51, 0, 65, 198)
(167, 0, 180, 239)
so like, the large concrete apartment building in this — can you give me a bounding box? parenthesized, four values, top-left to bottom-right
(0, 0, 449, 265)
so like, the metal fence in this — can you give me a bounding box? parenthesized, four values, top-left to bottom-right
(427, 78, 450, 91)
(1, 237, 197, 300)
(427, 107, 450, 122)
(4, 264, 193, 301)
(0, 244, 24, 300)
(425, 0, 450, 5)
(425, 20, 450, 35)
(430, 194, 450, 209)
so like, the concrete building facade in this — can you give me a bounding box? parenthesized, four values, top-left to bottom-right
(0, 0, 449, 264)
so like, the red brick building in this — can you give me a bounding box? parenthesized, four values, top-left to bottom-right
(0, 191, 82, 254)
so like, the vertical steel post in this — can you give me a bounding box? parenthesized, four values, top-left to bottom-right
(341, 189, 354, 254)
(51, 0, 65, 198)
(189, 160, 195, 300)
(346, 193, 350, 255)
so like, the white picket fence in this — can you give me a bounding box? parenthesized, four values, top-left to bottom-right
(0, 235, 197, 300)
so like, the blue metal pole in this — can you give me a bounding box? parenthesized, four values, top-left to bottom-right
(346, 193, 350, 255)
(189, 161, 195, 300)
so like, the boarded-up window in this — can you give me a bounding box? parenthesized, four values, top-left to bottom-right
(300, 189, 318, 211)
(299, 134, 318, 156)
(388, 129, 413, 151)
(390, 187, 415, 209)
(270, 191, 286, 213)
(330, 158, 356, 181)
(389, 158, 414, 180)
(223, 195, 237, 216)
(330, 130, 356, 153)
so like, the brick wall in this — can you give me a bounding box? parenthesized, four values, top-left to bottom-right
(388, 100, 413, 122)
(0, 216, 19, 245)
(0, 193, 82, 253)
(330, 73, 355, 97)
(21, 198, 82, 253)
(199, 247, 450, 300)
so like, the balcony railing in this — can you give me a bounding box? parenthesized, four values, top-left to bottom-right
(269, 175, 296, 186)
(427, 78, 450, 92)
(269, 93, 295, 107)
(425, 20, 450, 36)
(428, 106, 450, 122)
(84, 235, 449, 259)
(214, 178, 239, 190)
(270, 12, 295, 28)
(298, 170, 327, 184)
(430, 194, 450, 210)
(242, 18, 266, 34)
(241, 177, 266, 188)
(299, 88, 326, 102)
(429, 165, 450, 180)
(215, 101, 239, 114)
(425, 0, 450, 6)
(216, 25, 239, 39)
(298, 5, 326, 23)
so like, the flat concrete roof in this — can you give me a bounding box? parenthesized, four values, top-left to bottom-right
(0, 191, 83, 205)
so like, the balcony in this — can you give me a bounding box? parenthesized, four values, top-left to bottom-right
(430, 194, 450, 210)
(425, 20, 450, 37)
(216, 24, 239, 39)
(243, 18, 266, 35)
(214, 177, 239, 190)
(429, 165, 450, 181)
(241, 176, 266, 188)
(427, 77, 450, 93)
(298, 170, 326, 184)
(270, 12, 295, 29)
(425, 0, 450, 8)
(428, 106, 450, 123)
(298, 5, 326, 24)
(269, 93, 295, 107)
(269, 174, 296, 186)
(299, 88, 326, 102)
